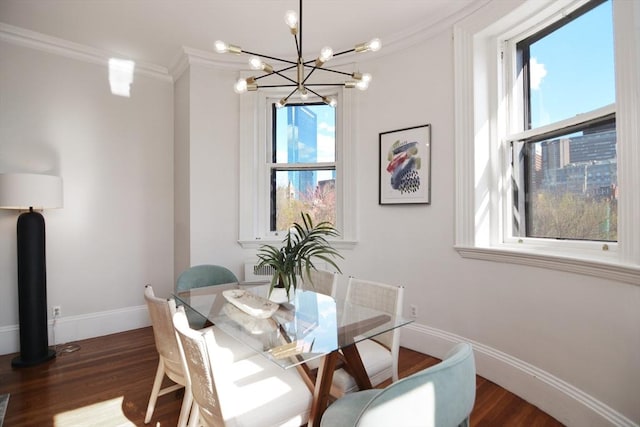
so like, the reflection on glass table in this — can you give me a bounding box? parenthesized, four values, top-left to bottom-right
(173, 281, 413, 427)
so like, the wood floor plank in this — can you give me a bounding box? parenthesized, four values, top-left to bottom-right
(0, 327, 563, 426)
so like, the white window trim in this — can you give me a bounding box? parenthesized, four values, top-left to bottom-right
(238, 85, 357, 250)
(453, 0, 640, 285)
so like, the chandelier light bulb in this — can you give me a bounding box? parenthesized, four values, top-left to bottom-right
(284, 10, 298, 32)
(249, 57, 263, 70)
(368, 38, 382, 52)
(214, 40, 241, 54)
(276, 98, 287, 108)
(319, 46, 334, 62)
(300, 89, 309, 100)
(356, 80, 370, 91)
(234, 78, 248, 93)
(322, 96, 337, 107)
(214, 40, 229, 53)
(361, 73, 372, 83)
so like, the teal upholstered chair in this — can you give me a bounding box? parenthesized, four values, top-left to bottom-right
(175, 264, 238, 293)
(320, 342, 476, 427)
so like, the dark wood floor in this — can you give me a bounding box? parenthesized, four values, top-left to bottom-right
(0, 327, 563, 426)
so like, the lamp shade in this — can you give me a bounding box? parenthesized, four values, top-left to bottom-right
(0, 173, 63, 210)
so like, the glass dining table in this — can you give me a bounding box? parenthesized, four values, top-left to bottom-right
(173, 281, 413, 427)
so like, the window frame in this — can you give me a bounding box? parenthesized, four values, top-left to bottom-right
(238, 85, 357, 249)
(453, 0, 640, 284)
(267, 102, 338, 232)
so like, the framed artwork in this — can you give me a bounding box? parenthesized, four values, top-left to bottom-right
(379, 124, 431, 205)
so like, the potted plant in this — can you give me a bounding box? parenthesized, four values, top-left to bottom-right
(256, 212, 342, 301)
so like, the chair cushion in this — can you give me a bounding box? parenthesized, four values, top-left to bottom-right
(319, 390, 380, 427)
(203, 325, 255, 363)
(215, 353, 313, 427)
(332, 340, 393, 394)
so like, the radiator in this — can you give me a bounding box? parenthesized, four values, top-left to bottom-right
(243, 261, 327, 282)
(244, 262, 277, 282)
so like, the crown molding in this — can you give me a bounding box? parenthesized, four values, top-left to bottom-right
(168, 46, 239, 80)
(378, 0, 491, 55)
(0, 22, 172, 82)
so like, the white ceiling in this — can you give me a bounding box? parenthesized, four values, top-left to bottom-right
(0, 0, 480, 70)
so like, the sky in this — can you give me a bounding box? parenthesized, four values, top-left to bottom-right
(529, 0, 614, 129)
(275, 103, 336, 185)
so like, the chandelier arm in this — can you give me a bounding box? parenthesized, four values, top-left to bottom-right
(242, 50, 298, 66)
(293, 34, 301, 59)
(256, 84, 298, 88)
(305, 83, 348, 87)
(304, 86, 324, 99)
(303, 66, 354, 77)
(301, 67, 319, 85)
(298, 0, 303, 58)
(253, 69, 299, 85)
(272, 64, 298, 73)
(275, 70, 299, 85)
(283, 87, 298, 102)
(332, 48, 357, 57)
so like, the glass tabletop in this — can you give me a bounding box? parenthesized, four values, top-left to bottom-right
(173, 282, 413, 369)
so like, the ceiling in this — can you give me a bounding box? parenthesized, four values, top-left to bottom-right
(0, 0, 481, 71)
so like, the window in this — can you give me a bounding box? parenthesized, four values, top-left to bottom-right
(508, 0, 617, 242)
(453, 0, 640, 283)
(239, 87, 356, 248)
(269, 103, 337, 231)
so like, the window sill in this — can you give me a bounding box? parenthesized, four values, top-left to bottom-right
(454, 245, 640, 286)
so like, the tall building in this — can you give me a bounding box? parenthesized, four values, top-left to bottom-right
(535, 129, 617, 199)
(287, 105, 318, 197)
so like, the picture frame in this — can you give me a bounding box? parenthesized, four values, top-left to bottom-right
(379, 124, 431, 205)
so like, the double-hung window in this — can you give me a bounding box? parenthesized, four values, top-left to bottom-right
(269, 102, 336, 231)
(239, 88, 356, 248)
(454, 0, 640, 283)
(507, 0, 616, 242)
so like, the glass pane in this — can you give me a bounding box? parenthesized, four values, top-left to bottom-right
(273, 104, 335, 164)
(528, 0, 614, 128)
(523, 120, 617, 241)
(272, 169, 336, 231)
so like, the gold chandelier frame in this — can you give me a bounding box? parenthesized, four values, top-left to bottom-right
(214, 0, 381, 107)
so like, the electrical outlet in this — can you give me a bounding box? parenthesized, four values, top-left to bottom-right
(410, 305, 418, 318)
(53, 306, 61, 318)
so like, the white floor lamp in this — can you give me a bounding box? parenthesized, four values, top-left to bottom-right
(0, 173, 63, 367)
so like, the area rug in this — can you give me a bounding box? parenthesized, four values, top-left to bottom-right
(0, 393, 8, 426)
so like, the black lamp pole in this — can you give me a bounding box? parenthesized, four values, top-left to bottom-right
(12, 207, 55, 367)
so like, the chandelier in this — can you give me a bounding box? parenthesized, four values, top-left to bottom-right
(213, 0, 381, 107)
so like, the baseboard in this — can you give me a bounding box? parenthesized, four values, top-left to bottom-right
(0, 305, 151, 356)
(401, 323, 637, 427)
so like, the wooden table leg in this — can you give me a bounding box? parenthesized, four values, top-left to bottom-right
(341, 343, 372, 391)
(308, 351, 339, 427)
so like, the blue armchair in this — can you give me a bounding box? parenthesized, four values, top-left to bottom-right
(320, 342, 476, 427)
(175, 264, 238, 293)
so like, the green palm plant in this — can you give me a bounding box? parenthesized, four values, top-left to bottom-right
(256, 212, 342, 299)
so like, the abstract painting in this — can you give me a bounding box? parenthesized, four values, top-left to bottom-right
(379, 124, 431, 204)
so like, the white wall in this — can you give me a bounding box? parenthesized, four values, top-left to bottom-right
(0, 41, 174, 348)
(173, 60, 246, 278)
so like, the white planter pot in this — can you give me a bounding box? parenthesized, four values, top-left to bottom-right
(269, 287, 292, 304)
